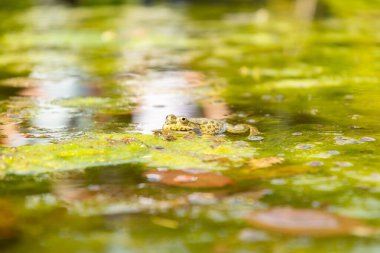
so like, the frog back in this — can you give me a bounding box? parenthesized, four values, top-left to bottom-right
(189, 118, 226, 135)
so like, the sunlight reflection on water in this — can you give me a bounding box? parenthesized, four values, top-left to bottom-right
(132, 71, 200, 133)
(1, 66, 94, 147)
(30, 67, 91, 130)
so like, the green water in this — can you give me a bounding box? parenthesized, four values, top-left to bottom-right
(0, 0, 380, 252)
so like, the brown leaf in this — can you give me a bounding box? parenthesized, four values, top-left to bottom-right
(245, 207, 374, 237)
(249, 157, 284, 169)
(144, 169, 234, 188)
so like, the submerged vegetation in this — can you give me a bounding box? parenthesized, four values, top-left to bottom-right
(0, 0, 380, 252)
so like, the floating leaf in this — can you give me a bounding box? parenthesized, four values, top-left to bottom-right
(249, 157, 284, 169)
(144, 169, 234, 188)
(245, 207, 374, 237)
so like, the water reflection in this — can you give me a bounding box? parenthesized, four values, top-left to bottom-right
(29, 66, 92, 131)
(30, 67, 88, 100)
(0, 86, 22, 100)
(131, 70, 232, 133)
(0, 6, 98, 146)
(0, 120, 26, 147)
(52, 164, 144, 207)
(50, 164, 243, 216)
(3, 65, 95, 146)
(0, 67, 94, 147)
(132, 71, 201, 133)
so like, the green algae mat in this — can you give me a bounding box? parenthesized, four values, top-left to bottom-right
(1, 0, 380, 252)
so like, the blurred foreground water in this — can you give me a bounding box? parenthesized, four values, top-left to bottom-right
(0, 0, 380, 252)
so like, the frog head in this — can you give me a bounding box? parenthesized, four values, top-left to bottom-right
(162, 115, 200, 133)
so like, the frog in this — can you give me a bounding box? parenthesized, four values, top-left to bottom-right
(162, 114, 260, 138)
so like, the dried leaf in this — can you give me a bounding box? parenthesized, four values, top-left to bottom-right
(249, 157, 284, 169)
(144, 169, 234, 188)
(245, 207, 374, 237)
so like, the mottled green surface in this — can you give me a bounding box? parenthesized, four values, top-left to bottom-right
(0, 133, 255, 174)
(0, 0, 380, 252)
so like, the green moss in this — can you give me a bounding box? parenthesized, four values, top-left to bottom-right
(0, 133, 256, 175)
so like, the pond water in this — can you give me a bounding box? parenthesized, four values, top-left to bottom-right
(0, 1, 380, 252)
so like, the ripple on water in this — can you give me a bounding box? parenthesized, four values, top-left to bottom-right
(334, 136, 376, 145)
(295, 144, 315, 150)
(248, 136, 264, 141)
(311, 150, 340, 159)
(306, 161, 324, 167)
(334, 161, 353, 167)
(360, 137, 376, 142)
(327, 150, 340, 155)
(334, 136, 360, 145)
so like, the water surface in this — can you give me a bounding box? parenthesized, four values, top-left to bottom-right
(0, 1, 380, 252)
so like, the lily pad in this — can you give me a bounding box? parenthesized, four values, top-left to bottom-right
(245, 207, 374, 237)
(144, 169, 234, 188)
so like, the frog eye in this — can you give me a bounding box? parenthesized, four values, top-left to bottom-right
(179, 117, 188, 123)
